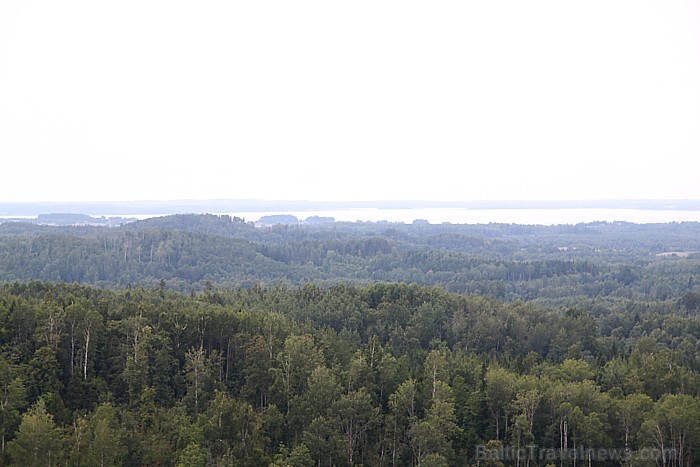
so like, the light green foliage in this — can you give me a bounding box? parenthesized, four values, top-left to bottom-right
(273, 335, 324, 414)
(6, 400, 62, 467)
(293, 365, 341, 427)
(615, 393, 654, 450)
(485, 366, 517, 440)
(641, 394, 700, 466)
(84, 403, 126, 467)
(184, 347, 222, 415)
(204, 391, 266, 465)
(332, 388, 380, 466)
(177, 443, 207, 467)
(269, 443, 314, 467)
(410, 381, 461, 464)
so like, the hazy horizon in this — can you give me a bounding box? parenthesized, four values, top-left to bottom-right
(3, 197, 700, 206)
(4, 198, 700, 224)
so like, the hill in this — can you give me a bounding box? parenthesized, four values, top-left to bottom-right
(0, 214, 699, 310)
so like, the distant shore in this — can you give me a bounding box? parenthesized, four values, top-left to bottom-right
(4, 205, 700, 226)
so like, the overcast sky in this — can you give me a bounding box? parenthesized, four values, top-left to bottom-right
(1, 1, 699, 202)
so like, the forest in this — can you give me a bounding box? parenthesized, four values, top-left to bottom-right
(0, 215, 699, 465)
(1, 214, 699, 309)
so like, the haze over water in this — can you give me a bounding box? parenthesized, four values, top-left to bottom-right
(221, 208, 700, 225)
(5, 203, 700, 226)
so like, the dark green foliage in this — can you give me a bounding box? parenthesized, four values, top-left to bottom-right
(2, 216, 700, 307)
(0, 281, 696, 465)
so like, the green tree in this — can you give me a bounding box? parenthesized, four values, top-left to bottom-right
(615, 393, 653, 451)
(176, 443, 207, 467)
(626, 338, 681, 398)
(269, 443, 314, 467)
(387, 378, 418, 465)
(485, 366, 517, 440)
(292, 365, 341, 430)
(0, 359, 26, 453)
(641, 394, 700, 467)
(509, 376, 541, 464)
(204, 391, 266, 466)
(302, 416, 342, 467)
(242, 335, 276, 409)
(183, 346, 220, 415)
(84, 403, 126, 467)
(121, 317, 152, 405)
(423, 349, 449, 400)
(332, 388, 380, 466)
(7, 400, 63, 467)
(27, 346, 62, 402)
(273, 335, 324, 414)
(409, 381, 461, 465)
(65, 300, 102, 381)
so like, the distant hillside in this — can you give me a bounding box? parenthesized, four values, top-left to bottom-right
(0, 213, 136, 227)
(1, 214, 700, 309)
(124, 213, 252, 236)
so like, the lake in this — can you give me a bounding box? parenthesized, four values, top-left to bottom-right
(216, 208, 700, 225)
(4, 208, 700, 226)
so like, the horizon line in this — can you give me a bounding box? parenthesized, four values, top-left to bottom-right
(3, 197, 700, 205)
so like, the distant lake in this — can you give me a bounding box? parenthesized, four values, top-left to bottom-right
(217, 208, 700, 225)
(4, 208, 700, 225)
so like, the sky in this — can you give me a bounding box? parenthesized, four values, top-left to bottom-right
(1, 1, 699, 203)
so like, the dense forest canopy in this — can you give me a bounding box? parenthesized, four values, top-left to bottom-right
(0, 281, 698, 465)
(0, 215, 700, 465)
(1, 214, 699, 309)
